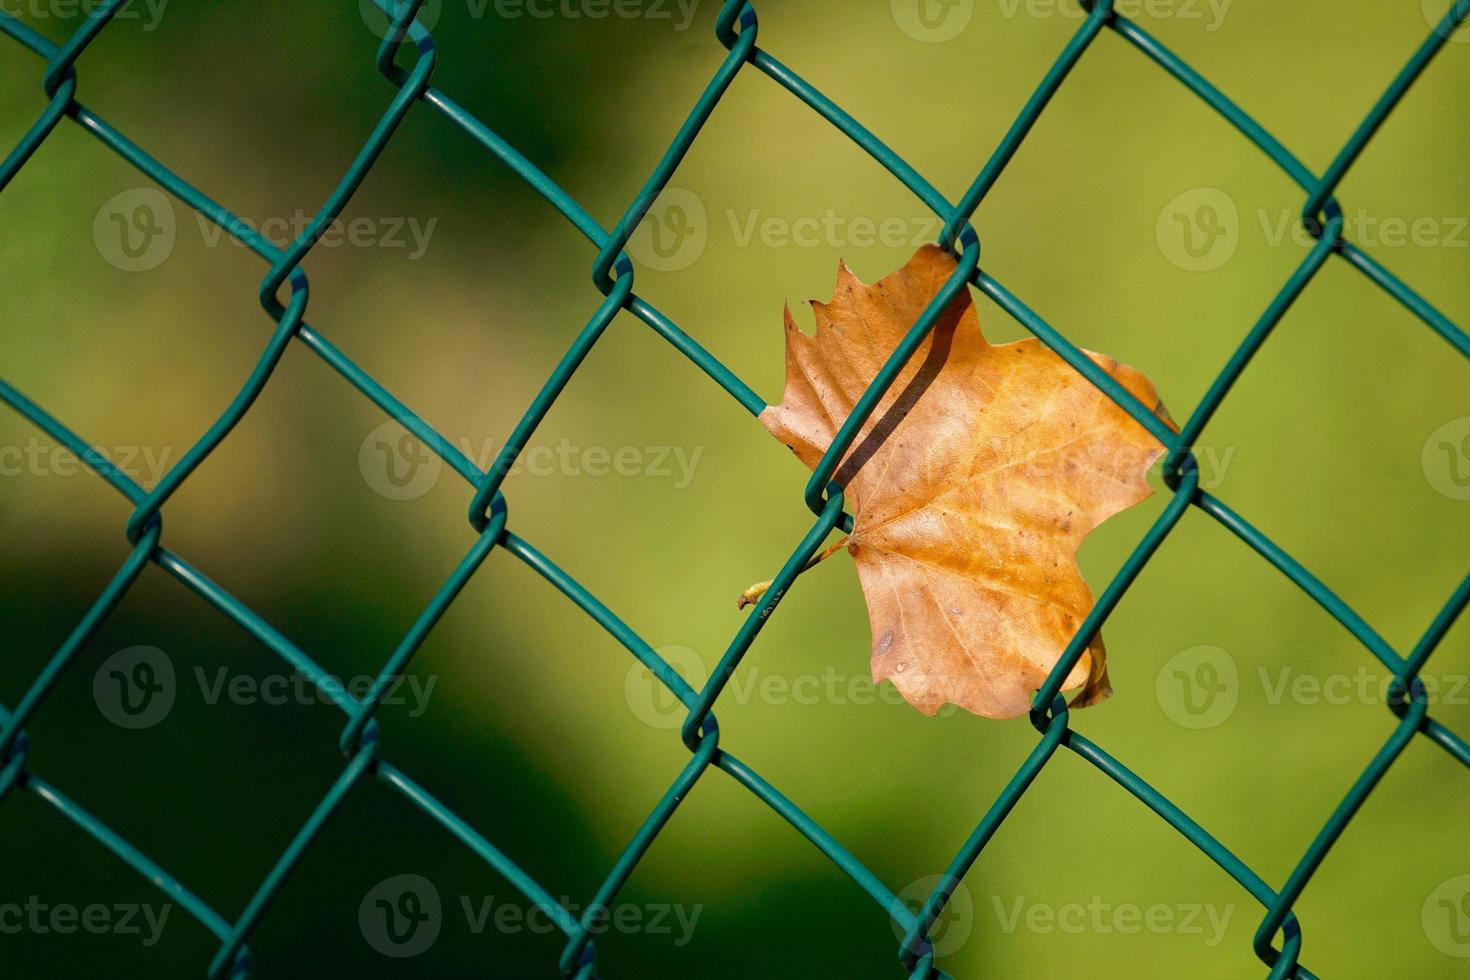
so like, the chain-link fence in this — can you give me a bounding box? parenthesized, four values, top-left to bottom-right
(2, 1, 1467, 976)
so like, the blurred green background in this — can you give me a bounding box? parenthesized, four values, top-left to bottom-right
(2, 1, 1468, 977)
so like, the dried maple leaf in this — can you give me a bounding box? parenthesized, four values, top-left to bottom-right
(760, 245, 1171, 719)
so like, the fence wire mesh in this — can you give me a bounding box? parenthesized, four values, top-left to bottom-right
(2, 1, 1468, 976)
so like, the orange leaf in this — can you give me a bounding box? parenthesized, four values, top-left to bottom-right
(760, 245, 1172, 719)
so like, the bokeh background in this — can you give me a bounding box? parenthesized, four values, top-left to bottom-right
(2, 1, 1468, 977)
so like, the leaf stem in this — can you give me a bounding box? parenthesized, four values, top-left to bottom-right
(737, 536, 850, 610)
